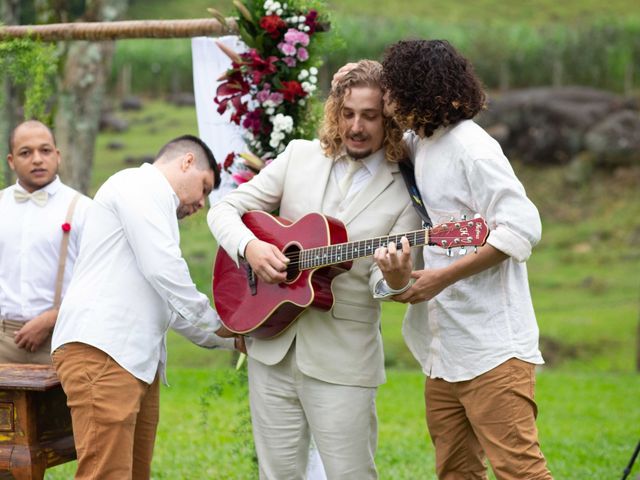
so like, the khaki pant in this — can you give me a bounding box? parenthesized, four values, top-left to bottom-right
(425, 358, 553, 480)
(0, 319, 52, 364)
(52, 342, 159, 480)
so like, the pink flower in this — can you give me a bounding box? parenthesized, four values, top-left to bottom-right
(268, 92, 284, 105)
(282, 56, 297, 67)
(278, 42, 297, 56)
(232, 170, 256, 185)
(296, 47, 309, 61)
(284, 29, 310, 47)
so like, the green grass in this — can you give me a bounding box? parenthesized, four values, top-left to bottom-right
(128, 0, 640, 24)
(44, 368, 640, 479)
(42, 100, 640, 478)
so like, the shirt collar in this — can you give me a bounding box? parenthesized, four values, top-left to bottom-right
(14, 175, 62, 196)
(143, 163, 180, 209)
(335, 148, 386, 176)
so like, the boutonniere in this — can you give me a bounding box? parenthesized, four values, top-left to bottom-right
(61, 222, 71, 232)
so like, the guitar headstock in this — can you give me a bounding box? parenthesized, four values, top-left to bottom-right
(428, 216, 489, 251)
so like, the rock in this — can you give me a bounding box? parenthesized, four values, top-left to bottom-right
(99, 112, 129, 132)
(476, 86, 640, 166)
(123, 155, 155, 165)
(106, 141, 125, 150)
(584, 110, 640, 166)
(167, 92, 195, 107)
(121, 96, 143, 111)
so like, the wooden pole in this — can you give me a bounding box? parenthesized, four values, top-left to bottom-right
(0, 18, 239, 41)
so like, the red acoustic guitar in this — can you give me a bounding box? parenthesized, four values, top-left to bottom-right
(213, 211, 489, 339)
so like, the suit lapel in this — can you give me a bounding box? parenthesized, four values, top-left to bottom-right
(306, 153, 334, 212)
(341, 160, 398, 225)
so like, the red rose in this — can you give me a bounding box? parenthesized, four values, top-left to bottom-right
(61, 222, 71, 232)
(259, 14, 286, 39)
(278, 80, 307, 102)
(222, 152, 236, 172)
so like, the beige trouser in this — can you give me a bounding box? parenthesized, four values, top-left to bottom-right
(52, 342, 160, 480)
(425, 358, 553, 480)
(0, 318, 52, 364)
(248, 343, 378, 480)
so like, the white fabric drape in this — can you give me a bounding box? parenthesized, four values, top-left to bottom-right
(192, 36, 248, 203)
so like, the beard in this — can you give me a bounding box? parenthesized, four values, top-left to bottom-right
(176, 205, 192, 219)
(346, 147, 373, 160)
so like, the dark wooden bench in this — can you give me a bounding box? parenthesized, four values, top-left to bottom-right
(0, 364, 75, 479)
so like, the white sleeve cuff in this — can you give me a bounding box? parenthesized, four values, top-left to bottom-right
(486, 227, 533, 263)
(373, 279, 411, 299)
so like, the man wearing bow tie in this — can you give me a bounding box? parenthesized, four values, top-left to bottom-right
(0, 120, 91, 364)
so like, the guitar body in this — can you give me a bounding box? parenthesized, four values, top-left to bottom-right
(213, 211, 352, 339)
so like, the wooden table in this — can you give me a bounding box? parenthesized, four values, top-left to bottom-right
(0, 364, 75, 479)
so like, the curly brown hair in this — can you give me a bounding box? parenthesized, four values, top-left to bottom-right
(381, 39, 486, 138)
(319, 59, 406, 163)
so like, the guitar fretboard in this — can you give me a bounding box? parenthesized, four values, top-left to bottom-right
(295, 229, 429, 270)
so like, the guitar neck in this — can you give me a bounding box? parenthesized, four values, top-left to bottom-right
(298, 229, 429, 270)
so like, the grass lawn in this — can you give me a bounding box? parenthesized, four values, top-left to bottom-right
(45, 367, 640, 479)
(42, 100, 640, 478)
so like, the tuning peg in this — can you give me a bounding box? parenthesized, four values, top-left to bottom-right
(474, 213, 482, 219)
(473, 246, 478, 254)
(461, 214, 467, 220)
(458, 247, 467, 256)
(446, 248, 453, 257)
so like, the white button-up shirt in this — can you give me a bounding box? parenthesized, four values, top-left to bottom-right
(52, 163, 229, 384)
(402, 120, 544, 382)
(0, 177, 91, 321)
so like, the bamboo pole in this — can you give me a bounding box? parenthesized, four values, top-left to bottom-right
(0, 18, 239, 41)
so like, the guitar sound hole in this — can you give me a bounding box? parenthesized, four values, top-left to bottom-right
(283, 244, 302, 282)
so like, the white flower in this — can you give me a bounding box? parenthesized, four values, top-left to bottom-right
(298, 69, 309, 80)
(298, 99, 306, 106)
(301, 82, 316, 94)
(309, 75, 317, 84)
(310, 67, 318, 75)
(277, 8, 283, 15)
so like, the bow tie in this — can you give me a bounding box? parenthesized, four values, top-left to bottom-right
(14, 189, 49, 207)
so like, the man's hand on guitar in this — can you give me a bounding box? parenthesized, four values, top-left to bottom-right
(392, 269, 449, 304)
(374, 236, 413, 291)
(245, 239, 290, 284)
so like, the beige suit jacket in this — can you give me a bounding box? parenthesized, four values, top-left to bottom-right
(208, 139, 421, 387)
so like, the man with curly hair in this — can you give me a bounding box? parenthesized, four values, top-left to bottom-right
(208, 60, 420, 479)
(373, 40, 553, 479)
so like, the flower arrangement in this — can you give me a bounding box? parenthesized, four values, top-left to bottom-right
(212, 0, 330, 184)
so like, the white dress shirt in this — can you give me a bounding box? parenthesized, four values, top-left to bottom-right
(0, 177, 92, 321)
(52, 163, 230, 384)
(402, 120, 545, 382)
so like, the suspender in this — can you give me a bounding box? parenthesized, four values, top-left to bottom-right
(53, 192, 81, 308)
(398, 158, 432, 228)
(0, 187, 80, 309)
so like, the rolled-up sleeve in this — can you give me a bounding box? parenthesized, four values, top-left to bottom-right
(466, 155, 541, 262)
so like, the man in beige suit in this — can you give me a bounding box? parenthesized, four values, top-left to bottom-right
(208, 60, 420, 479)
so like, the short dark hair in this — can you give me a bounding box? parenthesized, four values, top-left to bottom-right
(382, 39, 486, 137)
(9, 120, 57, 153)
(156, 134, 220, 188)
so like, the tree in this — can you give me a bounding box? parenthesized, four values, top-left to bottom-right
(53, 0, 129, 193)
